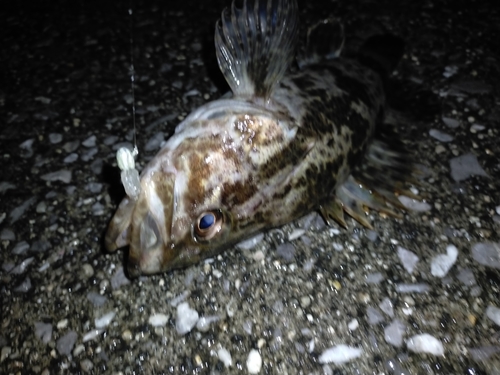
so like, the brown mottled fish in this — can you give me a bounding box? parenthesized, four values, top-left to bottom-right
(106, 0, 416, 276)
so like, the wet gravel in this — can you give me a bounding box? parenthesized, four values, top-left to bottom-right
(1, 0, 499, 374)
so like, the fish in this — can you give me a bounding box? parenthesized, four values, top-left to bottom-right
(105, 0, 417, 277)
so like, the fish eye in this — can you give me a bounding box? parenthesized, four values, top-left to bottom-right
(194, 209, 223, 241)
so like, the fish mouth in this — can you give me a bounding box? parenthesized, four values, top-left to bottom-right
(127, 211, 164, 277)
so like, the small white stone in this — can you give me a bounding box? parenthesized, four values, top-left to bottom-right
(288, 228, 305, 241)
(236, 233, 264, 250)
(246, 349, 262, 374)
(217, 347, 232, 367)
(175, 302, 199, 335)
(82, 329, 103, 342)
(148, 313, 169, 327)
(398, 196, 431, 212)
(95, 311, 116, 329)
(431, 245, 458, 277)
(384, 319, 406, 347)
(397, 246, 419, 274)
(406, 334, 444, 355)
(196, 315, 220, 332)
(318, 345, 363, 364)
(56, 319, 68, 329)
(347, 319, 359, 331)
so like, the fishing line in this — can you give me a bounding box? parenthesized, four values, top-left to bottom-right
(128, 0, 138, 157)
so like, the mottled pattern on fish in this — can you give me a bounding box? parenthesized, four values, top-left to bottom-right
(106, 0, 413, 276)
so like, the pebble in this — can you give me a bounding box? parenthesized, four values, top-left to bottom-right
(62, 140, 80, 153)
(82, 135, 97, 147)
(395, 283, 430, 293)
(14, 277, 32, 292)
(471, 242, 500, 269)
(95, 311, 116, 329)
(56, 331, 78, 356)
(398, 196, 431, 212)
(236, 233, 264, 250)
(406, 333, 444, 356)
(10, 196, 37, 223)
(276, 243, 295, 262)
(397, 246, 419, 274)
(111, 266, 130, 289)
(148, 313, 169, 327)
(82, 329, 102, 342)
(217, 347, 232, 367)
(41, 169, 72, 183)
(457, 268, 477, 286)
(384, 319, 406, 347)
(175, 302, 199, 335)
(430, 245, 458, 277)
(449, 153, 488, 182)
(468, 346, 500, 361)
(348, 319, 359, 331)
(318, 345, 363, 364)
(49, 133, 63, 143)
(122, 330, 133, 341)
(20, 138, 35, 158)
(365, 272, 384, 284)
(56, 319, 68, 329)
(36, 201, 47, 213)
(80, 359, 94, 372)
(0, 228, 15, 241)
(246, 349, 262, 374)
(486, 305, 500, 326)
(196, 315, 220, 332)
(429, 129, 454, 142)
(379, 297, 394, 318)
(367, 306, 385, 325)
(81, 264, 94, 278)
(442, 117, 459, 128)
(63, 153, 78, 163)
(34, 322, 53, 343)
(31, 240, 51, 253)
(288, 228, 305, 241)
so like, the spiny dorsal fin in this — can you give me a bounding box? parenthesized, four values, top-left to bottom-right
(298, 18, 344, 69)
(215, 0, 298, 100)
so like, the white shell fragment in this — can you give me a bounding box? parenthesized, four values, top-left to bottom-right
(318, 345, 363, 364)
(431, 245, 458, 277)
(116, 147, 141, 199)
(406, 334, 444, 356)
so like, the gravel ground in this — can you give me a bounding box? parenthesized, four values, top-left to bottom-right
(1, 0, 500, 374)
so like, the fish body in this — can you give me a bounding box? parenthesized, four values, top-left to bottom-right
(106, 0, 410, 276)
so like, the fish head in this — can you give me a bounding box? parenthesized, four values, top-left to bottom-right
(105, 101, 297, 276)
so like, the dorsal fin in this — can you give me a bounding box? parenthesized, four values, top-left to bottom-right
(298, 18, 344, 69)
(215, 0, 298, 100)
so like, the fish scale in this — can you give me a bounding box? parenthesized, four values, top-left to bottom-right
(106, 0, 418, 276)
